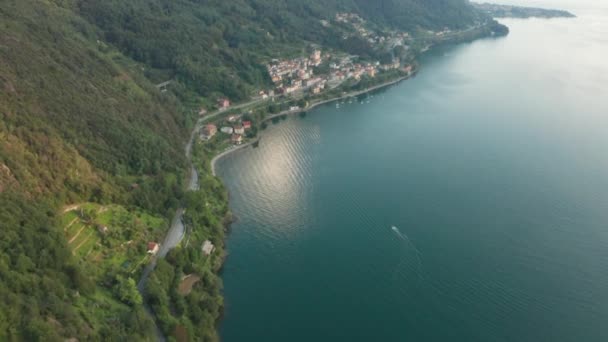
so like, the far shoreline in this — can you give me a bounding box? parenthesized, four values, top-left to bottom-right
(210, 70, 416, 176)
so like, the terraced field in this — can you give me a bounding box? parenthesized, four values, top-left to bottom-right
(62, 203, 168, 275)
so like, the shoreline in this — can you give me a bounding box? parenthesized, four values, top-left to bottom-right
(210, 72, 415, 177)
(211, 138, 260, 176)
(138, 99, 207, 342)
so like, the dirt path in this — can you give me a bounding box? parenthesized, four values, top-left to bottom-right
(73, 231, 94, 254)
(62, 204, 81, 213)
(64, 218, 79, 232)
(68, 225, 86, 244)
(178, 274, 201, 296)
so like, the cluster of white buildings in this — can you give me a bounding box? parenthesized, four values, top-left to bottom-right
(328, 58, 379, 83)
(266, 50, 326, 95)
(335, 12, 364, 24)
(329, 54, 412, 83)
(430, 28, 453, 37)
(200, 110, 255, 146)
(266, 50, 380, 96)
(217, 115, 253, 145)
(266, 52, 413, 98)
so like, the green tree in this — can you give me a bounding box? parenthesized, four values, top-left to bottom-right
(114, 275, 143, 306)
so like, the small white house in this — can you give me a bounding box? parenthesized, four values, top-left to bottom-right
(221, 126, 234, 134)
(202, 240, 215, 256)
(234, 125, 245, 135)
(147, 242, 160, 255)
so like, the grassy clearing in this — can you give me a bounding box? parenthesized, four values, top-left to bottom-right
(60, 202, 167, 286)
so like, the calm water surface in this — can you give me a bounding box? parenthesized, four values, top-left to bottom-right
(218, 3, 608, 341)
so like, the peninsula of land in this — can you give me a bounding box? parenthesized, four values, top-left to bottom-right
(473, 3, 576, 19)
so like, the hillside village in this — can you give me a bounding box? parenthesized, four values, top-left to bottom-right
(264, 12, 417, 100)
(201, 12, 463, 118)
(266, 49, 413, 96)
(196, 12, 422, 150)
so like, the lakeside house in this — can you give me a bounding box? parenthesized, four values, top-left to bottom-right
(147, 242, 160, 255)
(380, 58, 401, 71)
(201, 124, 217, 140)
(366, 66, 376, 77)
(221, 126, 234, 134)
(202, 240, 215, 256)
(234, 124, 245, 135)
(217, 98, 230, 110)
(285, 85, 300, 94)
(297, 69, 310, 80)
(304, 77, 323, 87)
(227, 114, 240, 123)
(231, 134, 243, 145)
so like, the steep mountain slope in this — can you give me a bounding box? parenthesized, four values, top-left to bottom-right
(1, 0, 188, 340)
(1, 1, 188, 204)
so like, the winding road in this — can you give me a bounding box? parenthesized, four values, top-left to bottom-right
(136, 96, 264, 341)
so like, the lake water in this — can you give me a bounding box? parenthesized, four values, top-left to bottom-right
(217, 3, 608, 341)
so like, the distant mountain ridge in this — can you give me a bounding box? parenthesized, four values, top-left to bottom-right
(472, 2, 576, 18)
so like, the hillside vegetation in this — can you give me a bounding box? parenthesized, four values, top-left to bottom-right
(76, 0, 487, 101)
(0, 0, 497, 340)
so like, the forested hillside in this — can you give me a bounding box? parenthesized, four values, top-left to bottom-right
(0, 0, 496, 340)
(76, 0, 486, 101)
(354, 0, 484, 29)
(1, 0, 188, 339)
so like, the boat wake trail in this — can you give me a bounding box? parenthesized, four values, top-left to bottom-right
(390, 226, 445, 312)
(391, 225, 424, 280)
(391, 225, 406, 240)
(391, 226, 423, 260)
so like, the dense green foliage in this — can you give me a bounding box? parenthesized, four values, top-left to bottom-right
(75, 0, 488, 101)
(0, 194, 87, 341)
(1, 0, 187, 339)
(1, 0, 188, 210)
(0, 0, 500, 339)
(145, 139, 229, 341)
(354, 0, 485, 30)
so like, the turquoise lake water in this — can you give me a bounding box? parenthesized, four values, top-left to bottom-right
(217, 3, 608, 341)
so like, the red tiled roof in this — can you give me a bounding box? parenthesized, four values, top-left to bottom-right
(147, 242, 158, 251)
